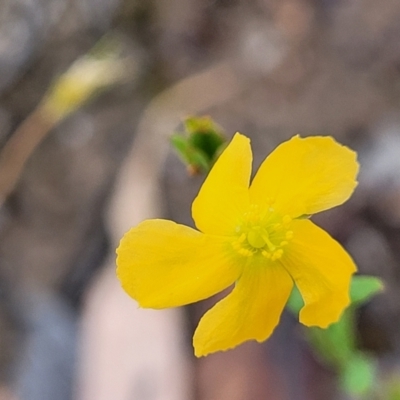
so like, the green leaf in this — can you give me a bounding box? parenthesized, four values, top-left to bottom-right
(340, 354, 376, 396)
(310, 311, 356, 366)
(170, 135, 191, 163)
(286, 285, 304, 315)
(287, 276, 382, 392)
(170, 134, 209, 173)
(170, 116, 227, 174)
(350, 276, 384, 306)
(189, 131, 225, 161)
(287, 287, 356, 367)
(386, 375, 400, 400)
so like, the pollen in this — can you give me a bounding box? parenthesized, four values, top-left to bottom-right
(232, 204, 294, 261)
(261, 250, 271, 259)
(238, 248, 254, 257)
(285, 231, 294, 240)
(271, 249, 283, 261)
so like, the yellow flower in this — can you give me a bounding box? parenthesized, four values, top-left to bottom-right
(116, 133, 359, 357)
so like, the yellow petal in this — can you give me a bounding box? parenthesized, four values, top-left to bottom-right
(249, 136, 359, 218)
(116, 219, 240, 308)
(281, 219, 357, 328)
(192, 133, 252, 235)
(193, 264, 293, 357)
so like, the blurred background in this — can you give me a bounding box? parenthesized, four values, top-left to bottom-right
(1, 0, 400, 399)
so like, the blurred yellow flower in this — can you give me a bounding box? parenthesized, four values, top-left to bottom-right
(117, 133, 359, 357)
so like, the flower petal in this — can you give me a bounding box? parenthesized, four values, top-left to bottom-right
(282, 219, 357, 328)
(193, 264, 293, 357)
(192, 133, 252, 235)
(249, 136, 359, 218)
(116, 219, 240, 308)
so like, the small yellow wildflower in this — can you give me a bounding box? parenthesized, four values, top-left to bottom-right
(117, 133, 359, 357)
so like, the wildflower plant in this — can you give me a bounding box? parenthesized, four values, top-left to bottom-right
(117, 127, 362, 357)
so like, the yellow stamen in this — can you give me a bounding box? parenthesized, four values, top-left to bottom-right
(239, 248, 253, 257)
(261, 250, 271, 259)
(271, 249, 283, 261)
(285, 231, 293, 240)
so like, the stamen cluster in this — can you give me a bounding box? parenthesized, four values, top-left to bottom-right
(232, 204, 293, 261)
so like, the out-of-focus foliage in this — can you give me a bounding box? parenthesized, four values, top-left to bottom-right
(350, 276, 385, 306)
(42, 34, 131, 121)
(171, 116, 226, 174)
(287, 275, 384, 397)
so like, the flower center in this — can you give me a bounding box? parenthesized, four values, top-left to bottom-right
(247, 227, 267, 249)
(232, 204, 293, 261)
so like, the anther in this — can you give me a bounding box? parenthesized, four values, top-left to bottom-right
(282, 215, 292, 224)
(239, 248, 253, 257)
(285, 231, 293, 240)
(271, 249, 283, 261)
(261, 250, 271, 259)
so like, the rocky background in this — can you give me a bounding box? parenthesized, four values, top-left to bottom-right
(1, 0, 400, 399)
